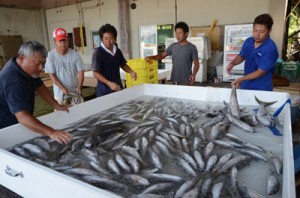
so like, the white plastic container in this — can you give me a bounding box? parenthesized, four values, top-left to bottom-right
(0, 84, 295, 198)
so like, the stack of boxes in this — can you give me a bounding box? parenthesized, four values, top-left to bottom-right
(126, 58, 158, 88)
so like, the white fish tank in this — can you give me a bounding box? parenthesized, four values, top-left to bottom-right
(0, 84, 295, 198)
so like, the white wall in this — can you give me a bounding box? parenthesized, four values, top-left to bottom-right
(0, 0, 287, 66)
(0, 7, 44, 44)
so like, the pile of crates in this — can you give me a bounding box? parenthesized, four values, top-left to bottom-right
(126, 58, 158, 88)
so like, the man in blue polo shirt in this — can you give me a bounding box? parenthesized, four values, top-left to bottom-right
(226, 14, 279, 91)
(92, 23, 137, 97)
(0, 41, 72, 144)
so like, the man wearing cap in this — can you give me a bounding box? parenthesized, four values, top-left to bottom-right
(45, 27, 85, 105)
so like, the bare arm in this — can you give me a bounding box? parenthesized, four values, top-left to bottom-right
(145, 51, 169, 62)
(48, 73, 68, 94)
(122, 64, 137, 80)
(77, 70, 84, 95)
(36, 84, 69, 112)
(189, 59, 200, 85)
(93, 71, 121, 91)
(15, 111, 72, 144)
(226, 55, 245, 74)
(232, 69, 266, 87)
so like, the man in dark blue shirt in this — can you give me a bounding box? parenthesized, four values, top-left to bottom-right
(92, 24, 136, 97)
(0, 41, 72, 144)
(226, 14, 279, 91)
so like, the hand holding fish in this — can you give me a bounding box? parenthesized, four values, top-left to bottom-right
(231, 78, 243, 88)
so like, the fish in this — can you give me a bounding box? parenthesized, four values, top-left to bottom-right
(205, 154, 218, 172)
(212, 182, 223, 198)
(269, 151, 283, 175)
(107, 159, 121, 175)
(22, 143, 48, 160)
(267, 173, 280, 195)
(216, 155, 251, 175)
(210, 120, 230, 140)
(254, 95, 277, 127)
(115, 154, 131, 173)
(142, 182, 174, 194)
(237, 182, 266, 198)
(194, 150, 205, 170)
(124, 174, 150, 186)
(177, 157, 197, 177)
(82, 175, 129, 190)
(226, 113, 255, 133)
(174, 179, 196, 198)
(142, 173, 183, 183)
(201, 178, 212, 197)
(229, 85, 241, 118)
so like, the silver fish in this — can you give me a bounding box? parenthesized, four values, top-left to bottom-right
(205, 154, 218, 172)
(267, 173, 280, 195)
(212, 182, 223, 198)
(33, 138, 51, 151)
(22, 143, 48, 159)
(194, 150, 205, 170)
(178, 157, 197, 177)
(204, 142, 214, 158)
(124, 174, 150, 186)
(201, 178, 212, 197)
(254, 95, 276, 127)
(174, 179, 196, 198)
(226, 113, 255, 133)
(229, 85, 241, 118)
(142, 173, 183, 182)
(115, 154, 131, 173)
(269, 151, 282, 175)
(107, 159, 121, 175)
(83, 175, 128, 190)
(210, 121, 230, 140)
(142, 182, 174, 194)
(149, 149, 162, 169)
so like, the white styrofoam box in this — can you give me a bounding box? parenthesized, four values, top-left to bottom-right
(216, 65, 223, 76)
(0, 84, 295, 198)
(208, 51, 224, 67)
(194, 59, 207, 82)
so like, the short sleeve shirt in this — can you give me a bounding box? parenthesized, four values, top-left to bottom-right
(239, 36, 279, 91)
(166, 42, 198, 82)
(45, 48, 85, 100)
(92, 46, 126, 97)
(0, 58, 43, 128)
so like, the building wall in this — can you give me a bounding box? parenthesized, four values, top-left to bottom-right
(0, 7, 44, 44)
(0, 0, 287, 66)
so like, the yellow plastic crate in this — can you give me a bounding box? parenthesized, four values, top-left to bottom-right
(126, 58, 158, 88)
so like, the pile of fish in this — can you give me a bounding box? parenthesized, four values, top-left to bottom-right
(9, 86, 284, 198)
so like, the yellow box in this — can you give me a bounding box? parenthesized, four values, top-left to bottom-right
(126, 58, 158, 88)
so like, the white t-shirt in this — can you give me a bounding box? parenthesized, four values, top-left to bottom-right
(45, 48, 85, 100)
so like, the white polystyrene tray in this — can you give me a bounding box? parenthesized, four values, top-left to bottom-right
(0, 84, 295, 198)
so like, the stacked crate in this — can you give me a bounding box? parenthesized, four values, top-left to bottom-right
(126, 58, 158, 88)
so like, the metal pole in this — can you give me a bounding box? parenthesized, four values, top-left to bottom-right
(175, 0, 177, 24)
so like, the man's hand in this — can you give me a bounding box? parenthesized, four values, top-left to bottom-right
(189, 74, 196, 85)
(226, 63, 234, 74)
(54, 104, 70, 112)
(130, 72, 137, 80)
(49, 130, 73, 144)
(231, 78, 242, 87)
(108, 81, 121, 91)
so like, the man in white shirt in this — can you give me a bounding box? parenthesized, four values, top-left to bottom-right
(45, 27, 85, 105)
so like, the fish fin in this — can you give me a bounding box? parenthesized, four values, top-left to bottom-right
(254, 95, 277, 107)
